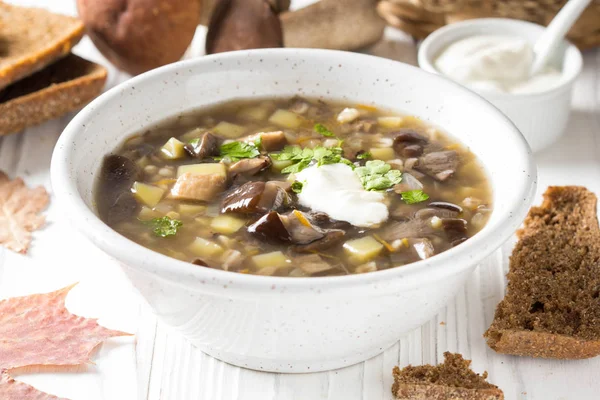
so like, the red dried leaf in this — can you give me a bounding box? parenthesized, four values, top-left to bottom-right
(0, 171, 49, 254)
(0, 370, 67, 400)
(0, 285, 131, 399)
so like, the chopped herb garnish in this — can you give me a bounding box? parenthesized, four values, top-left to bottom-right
(253, 135, 263, 149)
(218, 141, 260, 162)
(291, 181, 304, 194)
(356, 151, 371, 160)
(271, 145, 352, 174)
(355, 160, 402, 191)
(145, 216, 183, 237)
(314, 123, 335, 137)
(401, 189, 430, 205)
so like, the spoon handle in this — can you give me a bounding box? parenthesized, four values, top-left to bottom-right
(530, 0, 591, 76)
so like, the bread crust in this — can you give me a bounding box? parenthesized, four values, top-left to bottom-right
(0, 2, 84, 90)
(485, 186, 600, 359)
(0, 54, 107, 135)
(486, 329, 600, 359)
(392, 383, 504, 400)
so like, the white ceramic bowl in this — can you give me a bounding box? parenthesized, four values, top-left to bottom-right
(418, 18, 583, 153)
(51, 49, 536, 373)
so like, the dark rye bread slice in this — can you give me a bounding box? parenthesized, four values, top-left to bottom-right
(392, 352, 504, 400)
(0, 54, 107, 135)
(485, 186, 600, 359)
(0, 2, 84, 90)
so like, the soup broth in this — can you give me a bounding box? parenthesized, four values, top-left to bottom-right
(96, 97, 492, 277)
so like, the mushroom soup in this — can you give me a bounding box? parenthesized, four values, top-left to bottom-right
(96, 97, 492, 277)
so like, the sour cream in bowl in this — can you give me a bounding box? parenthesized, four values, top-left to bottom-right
(418, 18, 583, 152)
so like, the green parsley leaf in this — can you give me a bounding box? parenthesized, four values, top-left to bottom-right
(291, 181, 304, 194)
(356, 151, 371, 160)
(355, 160, 403, 191)
(314, 123, 335, 137)
(271, 145, 352, 174)
(218, 141, 260, 162)
(145, 216, 183, 237)
(401, 189, 430, 205)
(253, 135, 263, 149)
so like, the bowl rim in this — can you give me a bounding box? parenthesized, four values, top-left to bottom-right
(417, 18, 584, 100)
(51, 48, 537, 291)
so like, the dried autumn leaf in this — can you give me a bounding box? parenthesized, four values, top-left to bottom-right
(0, 171, 49, 254)
(0, 285, 130, 399)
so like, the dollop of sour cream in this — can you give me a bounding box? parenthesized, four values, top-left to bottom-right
(434, 35, 563, 94)
(295, 163, 389, 228)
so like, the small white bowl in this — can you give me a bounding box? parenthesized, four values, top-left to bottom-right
(418, 18, 583, 153)
(51, 49, 536, 373)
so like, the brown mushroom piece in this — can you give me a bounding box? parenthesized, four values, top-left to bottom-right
(221, 181, 290, 214)
(97, 155, 140, 224)
(280, 210, 325, 244)
(242, 131, 287, 152)
(247, 211, 291, 243)
(415, 151, 459, 182)
(442, 218, 469, 246)
(293, 254, 336, 275)
(206, 0, 283, 54)
(184, 132, 219, 159)
(391, 129, 428, 158)
(393, 172, 423, 193)
(292, 230, 345, 253)
(378, 218, 435, 242)
(171, 172, 227, 202)
(228, 156, 271, 177)
(429, 201, 463, 214)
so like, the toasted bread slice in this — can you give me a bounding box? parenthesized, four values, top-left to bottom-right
(0, 54, 107, 135)
(485, 186, 600, 359)
(0, 2, 84, 90)
(392, 352, 504, 400)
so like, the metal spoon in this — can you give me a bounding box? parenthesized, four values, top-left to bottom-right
(530, 0, 591, 76)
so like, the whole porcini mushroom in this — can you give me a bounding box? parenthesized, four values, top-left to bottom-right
(77, 0, 201, 75)
(206, 0, 284, 54)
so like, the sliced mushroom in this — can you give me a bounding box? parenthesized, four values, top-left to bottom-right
(228, 156, 271, 177)
(247, 211, 291, 243)
(184, 132, 219, 159)
(379, 218, 435, 242)
(221, 249, 245, 271)
(415, 150, 459, 182)
(206, 0, 283, 54)
(294, 254, 336, 275)
(221, 181, 290, 214)
(242, 131, 287, 151)
(429, 201, 463, 214)
(98, 155, 140, 223)
(442, 218, 468, 246)
(171, 172, 227, 202)
(414, 207, 459, 220)
(280, 210, 325, 244)
(292, 230, 345, 253)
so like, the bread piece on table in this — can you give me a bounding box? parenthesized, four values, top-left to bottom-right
(0, 54, 107, 135)
(485, 186, 600, 359)
(0, 2, 84, 90)
(392, 352, 504, 400)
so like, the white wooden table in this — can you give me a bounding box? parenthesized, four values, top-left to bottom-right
(2, 1, 600, 399)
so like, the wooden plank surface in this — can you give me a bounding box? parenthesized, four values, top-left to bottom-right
(0, 1, 599, 399)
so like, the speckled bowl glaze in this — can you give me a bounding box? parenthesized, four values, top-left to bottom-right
(51, 49, 536, 373)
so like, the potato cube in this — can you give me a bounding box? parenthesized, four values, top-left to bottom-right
(179, 127, 205, 142)
(178, 204, 207, 216)
(188, 237, 224, 259)
(131, 182, 165, 208)
(343, 236, 384, 265)
(213, 121, 246, 138)
(210, 214, 247, 235)
(239, 106, 270, 122)
(369, 147, 395, 161)
(268, 109, 303, 128)
(177, 163, 226, 178)
(251, 251, 290, 269)
(160, 137, 186, 159)
(377, 116, 404, 128)
(138, 206, 161, 221)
